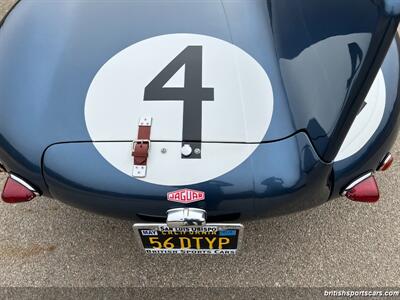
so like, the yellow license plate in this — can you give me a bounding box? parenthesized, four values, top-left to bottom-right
(133, 224, 243, 254)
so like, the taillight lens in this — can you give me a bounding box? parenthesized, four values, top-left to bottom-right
(342, 173, 379, 203)
(1, 175, 38, 203)
(377, 153, 393, 171)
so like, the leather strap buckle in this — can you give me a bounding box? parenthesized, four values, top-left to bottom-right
(132, 117, 152, 178)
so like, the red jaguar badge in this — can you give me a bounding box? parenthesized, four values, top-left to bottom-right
(167, 189, 205, 204)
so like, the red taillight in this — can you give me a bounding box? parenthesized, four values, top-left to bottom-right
(1, 175, 38, 203)
(377, 153, 393, 171)
(342, 173, 379, 203)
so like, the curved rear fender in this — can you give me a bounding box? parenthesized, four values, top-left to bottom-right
(269, 0, 400, 161)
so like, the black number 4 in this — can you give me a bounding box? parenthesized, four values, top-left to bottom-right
(144, 46, 214, 159)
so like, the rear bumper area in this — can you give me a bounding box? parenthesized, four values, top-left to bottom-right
(42, 132, 332, 220)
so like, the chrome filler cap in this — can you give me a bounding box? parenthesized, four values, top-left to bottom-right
(166, 208, 206, 226)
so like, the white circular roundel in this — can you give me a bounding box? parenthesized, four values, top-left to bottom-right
(335, 70, 386, 162)
(85, 34, 274, 186)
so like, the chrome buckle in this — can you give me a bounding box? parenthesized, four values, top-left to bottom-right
(132, 139, 151, 151)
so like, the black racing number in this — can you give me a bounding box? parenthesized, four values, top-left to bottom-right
(144, 46, 214, 159)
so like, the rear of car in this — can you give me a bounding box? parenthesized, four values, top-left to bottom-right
(0, 0, 399, 253)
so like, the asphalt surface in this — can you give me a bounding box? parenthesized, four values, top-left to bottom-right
(0, 0, 400, 293)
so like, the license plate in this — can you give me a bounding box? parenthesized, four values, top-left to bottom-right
(133, 223, 243, 254)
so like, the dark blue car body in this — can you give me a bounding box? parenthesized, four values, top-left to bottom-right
(0, 0, 399, 220)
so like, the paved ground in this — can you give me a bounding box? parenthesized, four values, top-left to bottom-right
(0, 0, 400, 292)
